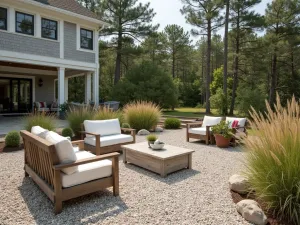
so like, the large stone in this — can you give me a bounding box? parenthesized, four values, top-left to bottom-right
(237, 200, 268, 225)
(229, 174, 250, 194)
(155, 127, 164, 132)
(137, 129, 150, 136)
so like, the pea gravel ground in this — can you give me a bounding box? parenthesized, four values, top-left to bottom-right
(0, 129, 250, 225)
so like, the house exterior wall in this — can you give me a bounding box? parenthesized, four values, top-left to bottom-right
(64, 22, 95, 63)
(34, 76, 56, 103)
(0, 32, 60, 58)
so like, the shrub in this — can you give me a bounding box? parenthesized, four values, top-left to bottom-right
(243, 95, 300, 224)
(146, 134, 157, 142)
(164, 118, 181, 129)
(24, 112, 56, 131)
(61, 127, 73, 138)
(5, 131, 20, 147)
(124, 101, 161, 131)
(67, 106, 93, 135)
(93, 107, 124, 125)
(122, 123, 131, 128)
(111, 61, 178, 108)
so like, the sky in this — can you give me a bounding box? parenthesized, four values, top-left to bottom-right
(139, 0, 272, 42)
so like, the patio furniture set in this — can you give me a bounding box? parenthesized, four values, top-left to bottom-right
(20, 116, 246, 214)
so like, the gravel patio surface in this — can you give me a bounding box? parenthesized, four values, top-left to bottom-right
(0, 129, 249, 225)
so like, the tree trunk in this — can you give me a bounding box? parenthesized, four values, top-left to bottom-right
(230, 14, 240, 115)
(206, 20, 212, 114)
(114, 31, 122, 85)
(269, 52, 277, 106)
(201, 50, 205, 104)
(223, 0, 230, 115)
(172, 49, 175, 78)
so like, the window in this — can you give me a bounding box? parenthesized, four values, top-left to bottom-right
(41, 18, 57, 40)
(16, 11, 34, 35)
(80, 28, 93, 50)
(0, 7, 7, 30)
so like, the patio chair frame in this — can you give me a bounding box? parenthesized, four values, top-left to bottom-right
(186, 121, 214, 145)
(20, 130, 119, 214)
(80, 124, 136, 155)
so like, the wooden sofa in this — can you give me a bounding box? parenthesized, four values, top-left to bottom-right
(225, 117, 247, 146)
(186, 116, 222, 144)
(21, 128, 119, 214)
(81, 119, 136, 155)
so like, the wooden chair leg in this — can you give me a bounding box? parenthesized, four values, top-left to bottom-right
(54, 199, 62, 214)
(112, 156, 119, 196)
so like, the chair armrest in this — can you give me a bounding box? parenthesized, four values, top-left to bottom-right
(80, 131, 100, 137)
(187, 122, 203, 129)
(53, 152, 120, 170)
(71, 140, 84, 150)
(121, 128, 136, 135)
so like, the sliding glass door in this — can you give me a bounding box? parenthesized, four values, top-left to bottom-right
(0, 77, 33, 114)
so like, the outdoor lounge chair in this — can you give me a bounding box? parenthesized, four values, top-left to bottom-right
(81, 119, 136, 155)
(186, 116, 222, 144)
(21, 126, 119, 214)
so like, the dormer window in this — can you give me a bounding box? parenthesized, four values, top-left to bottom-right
(80, 28, 93, 50)
(0, 7, 7, 30)
(16, 11, 34, 36)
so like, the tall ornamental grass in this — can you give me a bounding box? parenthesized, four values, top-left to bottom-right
(93, 107, 124, 125)
(24, 112, 56, 131)
(123, 101, 161, 131)
(243, 95, 300, 224)
(67, 106, 93, 135)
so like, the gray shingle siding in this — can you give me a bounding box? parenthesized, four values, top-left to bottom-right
(64, 22, 95, 63)
(0, 32, 60, 58)
(35, 75, 56, 103)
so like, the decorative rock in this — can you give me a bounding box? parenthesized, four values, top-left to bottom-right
(137, 129, 150, 136)
(237, 200, 268, 225)
(155, 127, 164, 132)
(229, 174, 250, 194)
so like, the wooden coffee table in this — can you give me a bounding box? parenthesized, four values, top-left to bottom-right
(122, 142, 195, 177)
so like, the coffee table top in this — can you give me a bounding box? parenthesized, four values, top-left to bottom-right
(122, 142, 194, 160)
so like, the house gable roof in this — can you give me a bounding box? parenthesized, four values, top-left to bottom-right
(32, 0, 100, 20)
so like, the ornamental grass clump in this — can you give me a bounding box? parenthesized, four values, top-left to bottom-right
(24, 112, 56, 131)
(67, 106, 93, 135)
(124, 101, 161, 131)
(243, 95, 300, 224)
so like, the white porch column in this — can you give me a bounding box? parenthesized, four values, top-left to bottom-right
(85, 72, 92, 104)
(64, 77, 68, 102)
(58, 67, 65, 109)
(93, 69, 99, 106)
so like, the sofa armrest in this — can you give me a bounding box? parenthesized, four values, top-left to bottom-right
(53, 152, 120, 170)
(187, 122, 203, 129)
(71, 140, 84, 150)
(121, 128, 136, 143)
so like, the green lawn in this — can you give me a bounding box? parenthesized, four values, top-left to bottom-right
(162, 108, 219, 118)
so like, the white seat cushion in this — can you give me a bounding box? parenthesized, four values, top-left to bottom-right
(84, 119, 121, 138)
(45, 131, 77, 175)
(189, 127, 212, 135)
(85, 134, 133, 147)
(202, 116, 222, 127)
(226, 117, 247, 128)
(31, 126, 49, 138)
(61, 151, 112, 188)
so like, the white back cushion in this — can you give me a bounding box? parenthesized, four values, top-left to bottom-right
(31, 126, 49, 139)
(45, 131, 77, 175)
(202, 116, 222, 127)
(84, 119, 121, 137)
(226, 117, 247, 128)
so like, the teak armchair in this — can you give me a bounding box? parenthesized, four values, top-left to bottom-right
(21, 130, 119, 214)
(81, 119, 136, 155)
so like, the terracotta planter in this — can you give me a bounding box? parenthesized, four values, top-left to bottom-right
(214, 134, 231, 148)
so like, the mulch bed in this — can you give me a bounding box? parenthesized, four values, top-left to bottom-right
(231, 191, 290, 225)
(0, 142, 24, 153)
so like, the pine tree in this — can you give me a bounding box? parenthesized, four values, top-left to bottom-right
(163, 25, 191, 78)
(181, 0, 224, 114)
(99, 0, 158, 85)
(229, 0, 264, 114)
(223, 0, 230, 115)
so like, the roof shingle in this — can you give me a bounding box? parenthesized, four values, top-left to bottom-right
(32, 0, 100, 20)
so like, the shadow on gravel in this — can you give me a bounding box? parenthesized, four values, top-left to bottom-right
(124, 163, 200, 185)
(19, 178, 128, 225)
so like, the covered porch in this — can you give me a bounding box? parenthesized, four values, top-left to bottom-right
(0, 61, 99, 115)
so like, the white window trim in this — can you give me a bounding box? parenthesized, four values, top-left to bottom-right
(76, 24, 96, 53)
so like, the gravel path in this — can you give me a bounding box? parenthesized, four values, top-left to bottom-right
(0, 129, 249, 225)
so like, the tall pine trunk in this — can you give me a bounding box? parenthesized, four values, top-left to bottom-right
(206, 20, 211, 114)
(223, 0, 229, 115)
(269, 52, 277, 106)
(114, 31, 122, 85)
(172, 50, 175, 78)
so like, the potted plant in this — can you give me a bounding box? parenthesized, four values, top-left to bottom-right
(211, 121, 233, 148)
(59, 102, 69, 120)
(146, 134, 158, 148)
